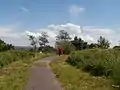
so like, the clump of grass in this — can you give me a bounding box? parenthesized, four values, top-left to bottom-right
(0, 65, 29, 90)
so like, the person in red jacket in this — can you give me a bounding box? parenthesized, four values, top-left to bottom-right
(58, 47, 62, 56)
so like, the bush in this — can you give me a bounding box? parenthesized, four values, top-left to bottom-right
(113, 46, 120, 49)
(62, 41, 76, 54)
(0, 39, 14, 52)
(56, 41, 76, 54)
(0, 50, 36, 68)
(66, 49, 120, 85)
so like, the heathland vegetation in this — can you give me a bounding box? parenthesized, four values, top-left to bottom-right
(1, 29, 120, 90)
(50, 30, 120, 90)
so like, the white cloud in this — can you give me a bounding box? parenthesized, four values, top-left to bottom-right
(20, 7, 29, 12)
(25, 23, 94, 46)
(80, 35, 95, 43)
(83, 26, 116, 35)
(0, 27, 29, 46)
(82, 26, 119, 47)
(0, 28, 20, 38)
(25, 31, 41, 38)
(2, 37, 29, 46)
(69, 5, 85, 15)
(0, 23, 119, 48)
(25, 23, 119, 47)
(48, 23, 82, 35)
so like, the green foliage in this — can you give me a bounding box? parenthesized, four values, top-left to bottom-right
(38, 31, 49, 48)
(0, 50, 36, 68)
(71, 36, 110, 50)
(56, 41, 75, 54)
(0, 51, 50, 90)
(56, 30, 74, 54)
(56, 30, 71, 41)
(67, 49, 120, 85)
(89, 43, 99, 49)
(0, 39, 14, 52)
(27, 35, 37, 51)
(62, 41, 76, 54)
(113, 46, 120, 50)
(97, 36, 110, 49)
(71, 36, 89, 50)
(50, 56, 113, 90)
(27, 31, 49, 52)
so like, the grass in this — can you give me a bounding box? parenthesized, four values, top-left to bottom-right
(0, 50, 36, 68)
(0, 53, 51, 90)
(50, 55, 115, 90)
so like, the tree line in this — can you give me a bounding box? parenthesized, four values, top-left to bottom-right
(0, 30, 118, 53)
(27, 32, 55, 52)
(27, 30, 111, 54)
(71, 36, 110, 50)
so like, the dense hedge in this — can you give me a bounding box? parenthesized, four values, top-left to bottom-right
(66, 49, 120, 85)
(0, 50, 35, 68)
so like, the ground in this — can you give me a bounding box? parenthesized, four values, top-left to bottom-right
(25, 56, 63, 90)
(0, 55, 116, 90)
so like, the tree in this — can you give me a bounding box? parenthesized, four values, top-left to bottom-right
(56, 30, 71, 41)
(71, 36, 79, 50)
(27, 31, 49, 52)
(28, 35, 37, 51)
(55, 30, 74, 54)
(97, 36, 110, 49)
(6, 44, 14, 50)
(78, 38, 84, 50)
(38, 32, 49, 51)
(71, 36, 89, 50)
(89, 43, 99, 49)
(83, 42, 88, 49)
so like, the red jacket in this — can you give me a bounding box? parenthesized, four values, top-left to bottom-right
(58, 47, 62, 54)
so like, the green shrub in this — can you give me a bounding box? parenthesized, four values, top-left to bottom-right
(67, 49, 120, 85)
(0, 50, 36, 68)
(56, 41, 76, 54)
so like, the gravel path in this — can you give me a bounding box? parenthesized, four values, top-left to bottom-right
(25, 56, 62, 90)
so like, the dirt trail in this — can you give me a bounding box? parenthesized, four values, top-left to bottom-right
(25, 56, 62, 90)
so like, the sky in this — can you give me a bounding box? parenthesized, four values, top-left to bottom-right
(0, 0, 120, 47)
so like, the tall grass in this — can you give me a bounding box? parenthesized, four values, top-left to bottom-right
(0, 50, 51, 90)
(0, 50, 35, 68)
(50, 55, 113, 90)
(67, 49, 120, 86)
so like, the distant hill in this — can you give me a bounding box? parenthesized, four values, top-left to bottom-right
(14, 46, 32, 50)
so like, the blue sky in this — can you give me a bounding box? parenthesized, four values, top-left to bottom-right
(0, 0, 120, 28)
(0, 0, 120, 46)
